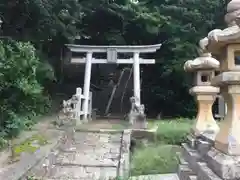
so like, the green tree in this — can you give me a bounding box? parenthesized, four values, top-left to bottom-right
(0, 39, 53, 137)
(0, 0, 230, 118)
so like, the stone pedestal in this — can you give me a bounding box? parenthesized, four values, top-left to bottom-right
(211, 83, 240, 155)
(128, 111, 147, 129)
(190, 86, 219, 136)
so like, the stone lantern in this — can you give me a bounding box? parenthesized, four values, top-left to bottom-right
(178, 1, 240, 180)
(184, 48, 219, 137)
(208, 0, 240, 156)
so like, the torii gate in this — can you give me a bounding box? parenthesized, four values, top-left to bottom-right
(65, 44, 162, 121)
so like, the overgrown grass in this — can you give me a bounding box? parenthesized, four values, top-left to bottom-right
(149, 118, 193, 145)
(131, 118, 192, 176)
(110, 121, 130, 130)
(131, 144, 181, 175)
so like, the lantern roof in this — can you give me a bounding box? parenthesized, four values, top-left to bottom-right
(184, 53, 219, 72)
(200, 0, 240, 54)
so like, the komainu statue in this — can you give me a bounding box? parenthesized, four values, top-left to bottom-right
(57, 95, 78, 127)
(128, 97, 147, 129)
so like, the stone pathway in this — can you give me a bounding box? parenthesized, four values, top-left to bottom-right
(23, 129, 131, 180)
(0, 115, 176, 180)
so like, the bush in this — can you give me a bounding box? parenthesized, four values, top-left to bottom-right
(152, 119, 192, 145)
(0, 39, 54, 138)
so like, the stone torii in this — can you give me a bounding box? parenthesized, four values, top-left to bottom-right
(65, 44, 162, 121)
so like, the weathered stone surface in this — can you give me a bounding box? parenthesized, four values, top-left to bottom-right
(131, 128, 157, 141)
(182, 143, 202, 172)
(196, 162, 222, 180)
(187, 135, 197, 149)
(205, 147, 240, 179)
(23, 130, 131, 180)
(178, 164, 196, 180)
(177, 152, 188, 165)
(187, 175, 197, 180)
(55, 151, 119, 167)
(0, 130, 63, 180)
(29, 165, 117, 180)
(118, 130, 131, 178)
(196, 138, 213, 158)
(199, 132, 216, 144)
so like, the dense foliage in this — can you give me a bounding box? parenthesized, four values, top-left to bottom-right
(0, 0, 230, 137)
(0, 39, 54, 138)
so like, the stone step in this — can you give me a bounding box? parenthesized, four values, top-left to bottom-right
(196, 162, 222, 180)
(188, 175, 197, 180)
(130, 173, 179, 180)
(204, 147, 240, 180)
(178, 164, 196, 180)
(182, 143, 202, 172)
(195, 138, 212, 158)
(176, 152, 188, 165)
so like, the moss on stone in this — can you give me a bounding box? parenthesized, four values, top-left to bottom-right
(13, 134, 48, 157)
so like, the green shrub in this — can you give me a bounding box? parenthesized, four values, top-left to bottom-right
(152, 119, 192, 145)
(0, 39, 54, 138)
(131, 144, 180, 176)
(129, 119, 192, 176)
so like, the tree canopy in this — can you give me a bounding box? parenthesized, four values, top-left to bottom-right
(0, 0, 230, 138)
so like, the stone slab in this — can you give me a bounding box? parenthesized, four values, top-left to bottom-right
(196, 162, 222, 180)
(131, 126, 158, 141)
(118, 130, 131, 178)
(196, 138, 213, 158)
(176, 152, 188, 165)
(22, 130, 132, 180)
(0, 133, 63, 180)
(188, 175, 197, 180)
(182, 143, 202, 172)
(55, 151, 119, 167)
(187, 135, 197, 149)
(206, 147, 240, 180)
(60, 131, 122, 153)
(27, 165, 117, 180)
(178, 164, 196, 180)
(199, 132, 216, 144)
(74, 128, 124, 134)
(130, 173, 179, 180)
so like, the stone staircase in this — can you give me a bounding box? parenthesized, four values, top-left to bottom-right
(177, 134, 224, 180)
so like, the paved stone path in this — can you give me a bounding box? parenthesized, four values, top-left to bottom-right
(24, 129, 130, 180)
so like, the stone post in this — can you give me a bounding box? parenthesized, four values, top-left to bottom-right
(184, 53, 219, 137)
